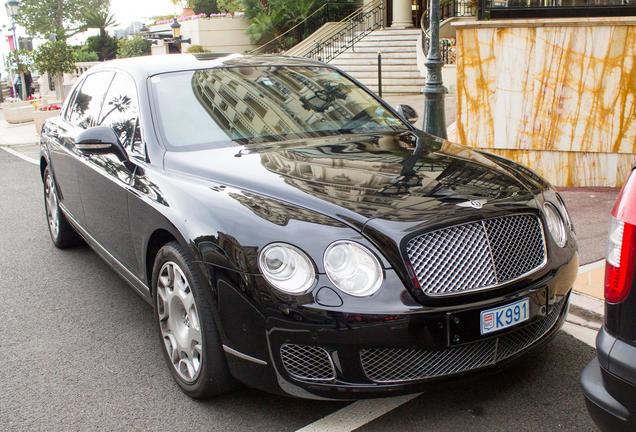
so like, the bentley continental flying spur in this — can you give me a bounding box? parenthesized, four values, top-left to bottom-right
(39, 54, 578, 399)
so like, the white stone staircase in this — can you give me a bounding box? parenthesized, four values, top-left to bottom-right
(328, 29, 424, 95)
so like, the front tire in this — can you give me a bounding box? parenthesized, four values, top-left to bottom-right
(43, 166, 81, 249)
(152, 241, 236, 398)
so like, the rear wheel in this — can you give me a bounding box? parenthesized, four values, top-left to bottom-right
(43, 166, 81, 249)
(152, 241, 236, 398)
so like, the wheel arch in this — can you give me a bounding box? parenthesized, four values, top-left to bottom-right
(145, 228, 179, 292)
(40, 156, 47, 180)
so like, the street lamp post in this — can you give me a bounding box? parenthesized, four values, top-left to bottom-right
(5, 0, 26, 100)
(421, 0, 448, 139)
(170, 17, 181, 39)
(169, 18, 191, 54)
(5, 0, 18, 50)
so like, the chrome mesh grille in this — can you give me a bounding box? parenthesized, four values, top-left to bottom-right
(280, 344, 335, 382)
(360, 299, 565, 383)
(406, 214, 546, 296)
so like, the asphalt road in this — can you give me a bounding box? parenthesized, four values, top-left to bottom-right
(559, 188, 618, 265)
(0, 150, 597, 431)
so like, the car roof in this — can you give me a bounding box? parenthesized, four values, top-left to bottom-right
(88, 53, 329, 81)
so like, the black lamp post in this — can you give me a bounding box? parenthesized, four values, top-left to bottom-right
(5, 0, 25, 100)
(169, 18, 190, 53)
(170, 17, 181, 39)
(5, 0, 19, 50)
(421, 0, 447, 139)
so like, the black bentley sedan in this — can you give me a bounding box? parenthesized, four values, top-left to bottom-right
(40, 54, 578, 399)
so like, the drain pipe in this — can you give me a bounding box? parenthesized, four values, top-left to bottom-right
(377, 50, 382, 98)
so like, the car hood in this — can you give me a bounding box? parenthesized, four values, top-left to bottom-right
(164, 131, 543, 233)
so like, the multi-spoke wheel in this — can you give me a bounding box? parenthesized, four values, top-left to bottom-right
(43, 166, 81, 249)
(156, 261, 203, 382)
(45, 171, 60, 238)
(152, 241, 236, 398)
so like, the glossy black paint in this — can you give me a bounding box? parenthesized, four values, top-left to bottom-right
(40, 54, 579, 399)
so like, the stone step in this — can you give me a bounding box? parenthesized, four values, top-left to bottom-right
(356, 36, 419, 44)
(348, 45, 417, 53)
(333, 51, 417, 60)
(347, 70, 424, 79)
(356, 77, 426, 86)
(365, 84, 423, 94)
(331, 57, 417, 66)
(332, 63, 420, 72)
(367, 29, 421, 37)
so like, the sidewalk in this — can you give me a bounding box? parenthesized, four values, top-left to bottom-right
(0, 111, 39, 162)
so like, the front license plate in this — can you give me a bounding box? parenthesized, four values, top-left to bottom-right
(480, 298, 530, 335)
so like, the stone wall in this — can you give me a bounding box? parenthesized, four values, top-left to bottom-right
(453, 17, 636, 187)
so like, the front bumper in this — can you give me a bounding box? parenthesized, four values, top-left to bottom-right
(218, 266, 573, 399)
(581, 328, 636, 432)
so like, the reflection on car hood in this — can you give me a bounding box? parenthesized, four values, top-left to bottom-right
(164, 131, 541, 231)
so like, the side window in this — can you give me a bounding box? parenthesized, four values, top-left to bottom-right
(67, 72, 114, 129)
(98, 73, 144, 158)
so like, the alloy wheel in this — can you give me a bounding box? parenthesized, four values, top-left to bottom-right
(156, 261, 203, 383)
(45, 172, 60, 238)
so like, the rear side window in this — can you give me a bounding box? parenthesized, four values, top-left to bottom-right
(98, 72, 144, 158)
(67, 71, 114, 129)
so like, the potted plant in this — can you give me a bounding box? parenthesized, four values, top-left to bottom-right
(33, 103, 62, 133)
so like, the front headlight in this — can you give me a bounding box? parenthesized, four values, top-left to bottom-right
(323, 241, 383, 297)
(258, 243, 316, 294)
(544, 203, 567, 247)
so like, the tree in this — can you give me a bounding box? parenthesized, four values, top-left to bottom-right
(85, 10, 118, 38)
(73, 46, 99, 62)
(5, 50, 32, 99)
(117, 36, 152, 58)
(86, 34, 118, 61)
(15, 0, 108, 40)
(217, 0, 242, 13)
(32, 41, 76, 100)
(243, 0, 322, 45)
(188, 0, 218, 14)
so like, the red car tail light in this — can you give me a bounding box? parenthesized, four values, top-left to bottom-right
(605, 171, 636, 303)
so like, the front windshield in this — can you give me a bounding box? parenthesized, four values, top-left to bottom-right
(151, 65, 408, 150)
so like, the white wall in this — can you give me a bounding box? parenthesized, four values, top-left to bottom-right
(150, 17, 257, 54)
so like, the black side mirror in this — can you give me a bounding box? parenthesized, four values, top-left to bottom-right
(396, 104, 419, 124)
(76, 127, 128, 162)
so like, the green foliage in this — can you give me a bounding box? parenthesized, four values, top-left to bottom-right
(84, 10, 118, 37)
(117, 35, 152, 58)
(152, 14, 177, 22)
(73, 46, 99, 62)
(86, 34, 118, 61)
(217, 0, 242, 13)
(187, 44, 208, 53)
(5, 50, 33, 74)
(188, 0, 218, 15)
(16, 0, 108, 40)
(243, 0, 323, 44)
(33, 41, 76, 76)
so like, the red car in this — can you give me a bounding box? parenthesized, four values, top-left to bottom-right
(581, 169, 636, 431)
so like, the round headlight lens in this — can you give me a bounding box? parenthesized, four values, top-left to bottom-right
(544, 203, 567, 247)
(258, 243, 316, 294)
(324, 241, 383, 297)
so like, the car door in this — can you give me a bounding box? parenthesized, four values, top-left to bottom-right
(45, 72, 113, 223)
(78, 72, 140, 270)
